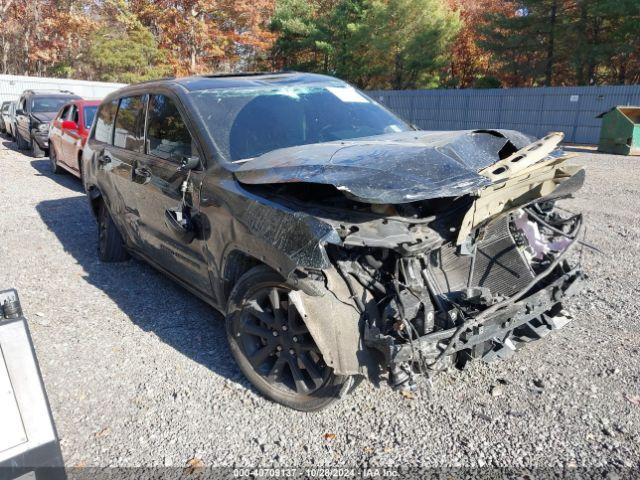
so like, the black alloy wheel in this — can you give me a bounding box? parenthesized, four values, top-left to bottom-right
(227, 266, 351, 411)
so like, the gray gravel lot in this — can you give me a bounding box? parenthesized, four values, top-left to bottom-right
(0, 137, 639, 470)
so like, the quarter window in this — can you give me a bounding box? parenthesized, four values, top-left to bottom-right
(94, 99, 118, 144)
(146, 94, 194, 161)
(114, 96, 146, 152)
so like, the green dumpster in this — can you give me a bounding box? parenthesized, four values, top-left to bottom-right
(596, 106, 640, 155)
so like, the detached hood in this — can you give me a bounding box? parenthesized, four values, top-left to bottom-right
(234, 129, 537, 204)
(31, 112, 57, 123)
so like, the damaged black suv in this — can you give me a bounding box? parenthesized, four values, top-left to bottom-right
(83, 73, 585, 411)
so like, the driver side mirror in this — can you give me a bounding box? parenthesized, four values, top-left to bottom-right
(61, 120, 78, 131)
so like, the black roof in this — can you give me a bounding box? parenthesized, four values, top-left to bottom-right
(178, 72, 340, 91)
(122, 72, 343, 93)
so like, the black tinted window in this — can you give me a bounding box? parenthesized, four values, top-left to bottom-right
(94, 99, 118, 144)
(114, 96, 145, 152)
(146, 95, 193, 160)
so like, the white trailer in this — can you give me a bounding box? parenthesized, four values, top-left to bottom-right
(0, 74, 125, 103)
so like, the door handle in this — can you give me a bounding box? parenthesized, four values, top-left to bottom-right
(133, 167, 151, 184)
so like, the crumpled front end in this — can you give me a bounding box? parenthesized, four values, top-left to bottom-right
(330, 133, 587, 389)
(238, 131, 587, 390)
(332, 204, 584, 391)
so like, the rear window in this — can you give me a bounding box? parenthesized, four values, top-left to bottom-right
(114, 96, 146, 152)
(83, 106, 97, 129)
(32, 97, 69, 113)
(94, 100, 118, 144)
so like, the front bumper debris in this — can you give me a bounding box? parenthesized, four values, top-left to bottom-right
(385, 265, 583, 366)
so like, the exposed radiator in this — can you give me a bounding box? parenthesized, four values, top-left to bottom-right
(428, 215, 535, 298)
(471, 215, 535, 296)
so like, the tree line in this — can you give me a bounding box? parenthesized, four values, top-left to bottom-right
(0, 0, 638, 89)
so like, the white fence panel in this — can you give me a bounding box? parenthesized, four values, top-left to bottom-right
(0, 75, 125, 103)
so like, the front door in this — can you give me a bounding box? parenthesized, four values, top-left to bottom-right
(134, 93, 211, 297)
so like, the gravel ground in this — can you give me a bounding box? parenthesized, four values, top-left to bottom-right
(0, 136, 639, 471)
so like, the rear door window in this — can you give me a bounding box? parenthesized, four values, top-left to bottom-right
(71, 106, 79, 125)
(146, 94, 193, 161)
(94, 99, 118, 144)
(58, 105, 71, 122)
(113, 96, 146, 152)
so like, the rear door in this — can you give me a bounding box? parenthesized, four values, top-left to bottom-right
(15, 97, 28, 140)
(91, 98, 142, 245)
(134, 93, 211, 296)
(105, 95, 149, 249)
(61, 105, 83, 173)
(49, 105, 69, 161)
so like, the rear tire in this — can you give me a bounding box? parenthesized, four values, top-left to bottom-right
(49, 146, 62, 174)
(97, 201, 130, 262)
(31, 136, 45, 158)
(226, 265, 352, 411)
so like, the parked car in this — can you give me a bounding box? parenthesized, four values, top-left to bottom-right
(0, 101, 12, 135)
(4, 101, 17, 139)
(15, 90, 81, 157)
(83, 73, 585, 411)
(49, 99, 100, 178)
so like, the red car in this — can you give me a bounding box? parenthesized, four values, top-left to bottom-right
(49, 99, 100, 179)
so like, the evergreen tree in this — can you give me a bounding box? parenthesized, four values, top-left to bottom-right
(270, 0, 460, 89)
(480, 0, 566, 87)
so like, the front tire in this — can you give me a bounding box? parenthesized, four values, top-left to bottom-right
(226, 265, 351, 411)
(97, 202, 130, 262)
(31, 136, 45, 158)
(16, 131, 27, 150)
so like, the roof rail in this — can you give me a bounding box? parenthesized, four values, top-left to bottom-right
(22, 89, 77, 96)
(198, 71, 295, 78)
(121, 77, 175, 86)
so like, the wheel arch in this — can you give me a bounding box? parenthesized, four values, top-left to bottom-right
(222, 249, 271, 301)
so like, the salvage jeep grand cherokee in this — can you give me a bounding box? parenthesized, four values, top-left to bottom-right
(83, 73, 585, 411)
